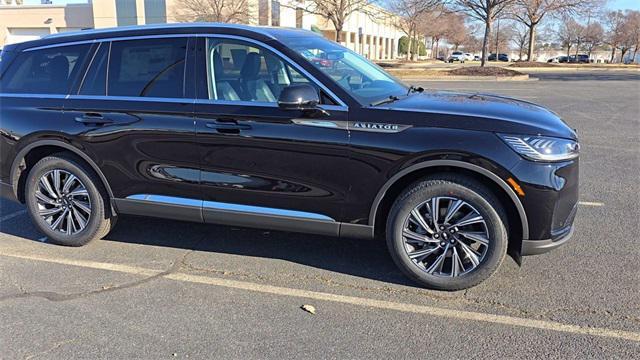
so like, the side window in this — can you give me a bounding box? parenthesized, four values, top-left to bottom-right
(79, 42, 109, 96)
(107, 38, 187, 98)
(0, 44, 91, 95)
(206, 39, 317, 103)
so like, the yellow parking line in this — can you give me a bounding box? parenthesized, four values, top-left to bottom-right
(579, 201, 605, 207)
(1, 250, 639, 343)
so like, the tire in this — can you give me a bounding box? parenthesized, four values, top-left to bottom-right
(25, 153, 115, 246)
(386, 174, 508, 290)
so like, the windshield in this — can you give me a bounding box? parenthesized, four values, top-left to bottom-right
(283, 35, 407, 105)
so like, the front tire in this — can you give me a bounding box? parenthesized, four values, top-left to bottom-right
(25, 153, 115, 246)
(386, 175, 508, 290)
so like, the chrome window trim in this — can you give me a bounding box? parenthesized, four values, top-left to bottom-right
(126, 194, 335, 222)
(0, 93, 68, 99)
(19, 32, 350, 110)
(67, 94, 193, 103)
(199, 34, 348, 108)
(42, 23, 278, 41)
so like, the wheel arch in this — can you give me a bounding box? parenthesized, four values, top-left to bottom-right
(10, 140, 115, 212)
(369, 160, 529, 244)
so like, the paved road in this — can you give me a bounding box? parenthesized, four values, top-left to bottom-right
(1, 72, 639, 359)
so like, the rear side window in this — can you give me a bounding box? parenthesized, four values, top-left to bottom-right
(107, 38, 187, 98)
(0, 44, 91, 95)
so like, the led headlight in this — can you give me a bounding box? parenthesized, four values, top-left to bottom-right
(498, 133, 579, 162)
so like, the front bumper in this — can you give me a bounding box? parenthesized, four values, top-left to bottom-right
(521, 225, 574, 256)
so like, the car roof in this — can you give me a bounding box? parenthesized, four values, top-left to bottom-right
(9, 23, 320, 51)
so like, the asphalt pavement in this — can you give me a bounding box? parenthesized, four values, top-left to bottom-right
(1, 71, 639, 359)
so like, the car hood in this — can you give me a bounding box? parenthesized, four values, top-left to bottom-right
(379, 90, 577, 139)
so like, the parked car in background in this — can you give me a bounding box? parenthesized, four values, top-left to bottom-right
(448, 51, 466, 63)
(464, 53, 474, 61)
(488, 53, 510, 62)
(473, 55, 481, 61)
(569, 54, 589, 63)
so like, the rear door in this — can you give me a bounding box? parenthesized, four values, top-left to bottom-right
(0, 43, 92, 184)
(64, 36, 200, 220)
(193, 36, 350, 234)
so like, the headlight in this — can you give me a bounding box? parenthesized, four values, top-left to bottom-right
(498, 133, 579, 162)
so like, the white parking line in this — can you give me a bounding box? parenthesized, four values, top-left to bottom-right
(0, 250, 639, 343)
(579, 201, 605, 207)
(0, 209, 27, 222)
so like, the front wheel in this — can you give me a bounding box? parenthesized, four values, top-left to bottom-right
(386, 175, 508, 290)
(25, 153, 115, 246)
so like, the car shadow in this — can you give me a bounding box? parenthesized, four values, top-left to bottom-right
(106, 215, 417, 287)
(0, 206, 417, 288)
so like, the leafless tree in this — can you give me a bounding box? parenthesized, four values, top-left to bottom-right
(448, 0, 517, 66)
(556, 16, 583, 59)
(294, 0, 376, 42)
(391, 0, 443, 60)
(510, 0, 598, 61)
(582, 21, 604, 59)
(173, 0, 252, 23)
(420, 10, 455, 58)
(511, 22, 530, 60)
(444, 13, 471, 50)
(617, 10, 640, 62)
(603, 10, 627, 62)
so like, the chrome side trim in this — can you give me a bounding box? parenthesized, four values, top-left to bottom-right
(125, 194, 335, 222)
(0, 93, 68, 99)
(24, 34, 196, 52)
(292, 119, 348, 129)
(200, 34, 348, 107)
(126, 194, 201, 207)
(203, 200, 335, 221)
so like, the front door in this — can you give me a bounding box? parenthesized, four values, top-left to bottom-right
(194, 36, 350, 235)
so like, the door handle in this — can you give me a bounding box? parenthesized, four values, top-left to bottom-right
(75, 113, 113, 125)
(205, 120, 251, 133)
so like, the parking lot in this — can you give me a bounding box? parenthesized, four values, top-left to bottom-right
(1, 71, 639, 358)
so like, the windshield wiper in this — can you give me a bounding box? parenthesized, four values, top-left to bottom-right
(370, 95, 400, 107)
(407, 85, 424, 96)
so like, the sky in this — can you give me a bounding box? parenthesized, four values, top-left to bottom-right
(19, 0, 640, 11)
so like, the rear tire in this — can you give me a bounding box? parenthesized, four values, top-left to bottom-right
(386, 174, 508, 290)
(25, 153, 115, 246)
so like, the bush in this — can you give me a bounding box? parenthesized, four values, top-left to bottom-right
(398, 36, 427, 57)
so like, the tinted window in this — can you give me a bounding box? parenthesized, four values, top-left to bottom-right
(1, 44, 91, 95)
(108, 38, 187, 98)
(79, 42, 108, 96)
(206, 39, 314, 103)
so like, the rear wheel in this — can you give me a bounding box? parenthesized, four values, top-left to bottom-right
(386, 175, 508, 290)
(25, 153, 115, 246)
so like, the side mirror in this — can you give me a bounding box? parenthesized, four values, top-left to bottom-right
(278, 84, 320, 111)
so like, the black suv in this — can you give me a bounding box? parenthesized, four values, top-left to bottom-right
(0, 24, 579, 290)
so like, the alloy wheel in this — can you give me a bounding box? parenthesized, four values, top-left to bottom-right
(402, 196, 489, 277)
(35, 169, 92, 235)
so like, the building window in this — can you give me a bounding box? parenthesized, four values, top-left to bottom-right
(296, 7, 303, 28)
(144, 0, 167, 24)
(116, 0, 137, 26)
(271, 1, 280, 27)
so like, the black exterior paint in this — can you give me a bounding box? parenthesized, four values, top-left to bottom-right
(0, 24, 579, 256)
